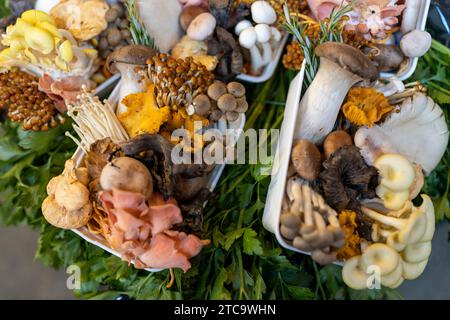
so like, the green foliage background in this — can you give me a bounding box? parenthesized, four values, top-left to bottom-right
(0, 0, 449, 299)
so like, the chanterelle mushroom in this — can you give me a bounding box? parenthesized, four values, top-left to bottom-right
(294, 42, 378, 144)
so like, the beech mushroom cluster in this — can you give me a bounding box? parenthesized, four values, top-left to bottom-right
(235, 1, 281, 75)
(343, 194, 435, 289)
(281, 177, 345, 265)
(42, 159, 92, 229)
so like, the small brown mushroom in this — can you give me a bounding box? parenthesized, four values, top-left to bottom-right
(291, 140, 322, 181)
(235, 97, 249, 113)
(225, 111, 239, 121)
(179, 5, 209, 31)
(208, 80, 227, 100)
(227, 82, 246, 98)
(217, 93, 237, 112)
(106, 45, 158, 74)
(323, 130, 353, 159)
(209, 109, 223, 121)
(192, 94, 211, 116)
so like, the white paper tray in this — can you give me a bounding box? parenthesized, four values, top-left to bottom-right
(262, 61, 308, 255)
(381, 0, 430, 80)
(71, 82, 245, 272)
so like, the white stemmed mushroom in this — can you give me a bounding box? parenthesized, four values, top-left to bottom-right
(270, 26, 282, 49)
(235, 20, 253, 36)
(400, 30, 432, 58)
(254, 24, 273, 65)
(294, 42, 379, 144)
(251, 1, 277, 25)
(239, 27, 264, 75)
(375, 78, 405, 97)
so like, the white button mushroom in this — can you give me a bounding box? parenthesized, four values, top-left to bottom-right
(187, 12, 217, 41)
(239, 26, 263, 74)
(251, 0, 277, 25)
(234, 19, 253, 36)
(254, 23, 273, 65)
(400, 30, 432, 58)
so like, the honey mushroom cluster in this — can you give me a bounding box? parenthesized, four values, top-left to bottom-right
(0, 70, 63, 131)
(281, 177, 345, 265)
(147, 53, 215, 110)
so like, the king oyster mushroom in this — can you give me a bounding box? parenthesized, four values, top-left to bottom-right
(106, 45, 158, 114)
(354, 93, 449, 174)
(294, 42, 378, 144)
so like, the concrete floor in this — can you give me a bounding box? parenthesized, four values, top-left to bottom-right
(0, 222, 449, 299)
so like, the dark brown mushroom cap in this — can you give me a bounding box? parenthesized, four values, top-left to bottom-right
(179, 6, 208, 31)
(217, 93, 237, 112)
(106, 45, 158, 74)
(291, 139, 322, 181)
(315, 42, 379, 81)
(193, 94, 212, 116)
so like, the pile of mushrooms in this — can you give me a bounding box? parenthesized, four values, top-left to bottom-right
(235, 0, 281, 74)
(281, 177, 345, 265)
(42, 159, 92, 229)
(343, 194, 435, 289)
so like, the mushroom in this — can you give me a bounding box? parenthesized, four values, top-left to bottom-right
(400, 30, 432, 58)
(235, 19, 252, 36)
(401, 0, 421, 34)
(251, 0, 276, 25)
(402, 241, 432, 264)
(354, 93, 449, 174)
(254, 23, 273, 65)
(291, 139, 322, 181)
(227, 82, 246, 98)
(106, 45, 158, 114)
(360, 243, 400, 276)
(191, 94, 212, 116)
(342, 256, 370, 290)
(239, 26, 264, 75)
(270, 27, 281, 49)
(235, 97, 249, 113)
(294, 42, 379, 144)
(380, 259, 403, 288)
(311, 247, 337, 265)
(375, 78, 405, 97)
(402, 259, 428, 280)
(207, 80, 227, 100)
(368, 44, 405, 72)
(187, 12, 217, 41)
(179, 5, 208, 31)
(323, 130, 352, 159)
(217, 93, 237, 112)
(362, 206, 426, 245)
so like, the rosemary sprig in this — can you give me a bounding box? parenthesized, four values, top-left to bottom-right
(125, 0, 159, 51)
(283, 2, 353, 86)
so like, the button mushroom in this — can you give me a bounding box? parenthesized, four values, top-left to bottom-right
(250, 0, 276, 25)
(187, 12, 217, 41)
(106, 45, 158, 114)
(294, 42, 379, 144)
(179, 5, 208, 31)
(291, 139, 322, 181)
(239, 26, 264, 75)
(400, 30, 432, 58)
(234, 19, 252, 36)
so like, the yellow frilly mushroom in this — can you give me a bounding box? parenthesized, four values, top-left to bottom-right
(342, 87, 393, 127)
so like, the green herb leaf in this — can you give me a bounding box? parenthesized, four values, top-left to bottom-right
(243, 228, 263, 256)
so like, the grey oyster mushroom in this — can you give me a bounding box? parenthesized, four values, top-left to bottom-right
(294, 42, 379, 144)
(280, 177, 345, 265)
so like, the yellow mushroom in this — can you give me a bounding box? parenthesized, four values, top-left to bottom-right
(10, 18, 33, 37)
(37, 21, 62, 39)
(24, 26, 54, 54)
(360, 243, 400, 276)
(59, 40, 73, 62)
(21, 9, 56, 26)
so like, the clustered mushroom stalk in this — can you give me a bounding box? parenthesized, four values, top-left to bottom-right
(147, 53, 214, 109)
(280, 177, 345, 265)
(294, 42, 379, 144)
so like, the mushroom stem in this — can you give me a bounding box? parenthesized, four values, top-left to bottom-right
(294, 58, 362, 143)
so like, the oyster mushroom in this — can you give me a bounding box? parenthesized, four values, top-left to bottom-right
(354, 93, 449, 174)
(106, 45, 158, 114)
(294, 42, 379, 144)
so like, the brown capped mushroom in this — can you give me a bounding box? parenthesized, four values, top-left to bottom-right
(179, 5, 208, 31)
(235, 97, 249, 113)
(225, 111, 240, 121)
(227, 82, 246, 98)
(291, 139, 322, 181)
(217, 93, 237, 112)
(209, 109, 223, 121)
(208, 80, 227, 100)
(323, 130, 353, 159)
(192, 94, 211, 116)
